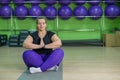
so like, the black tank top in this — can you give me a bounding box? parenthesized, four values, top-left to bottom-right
(30, 31, 55, 54)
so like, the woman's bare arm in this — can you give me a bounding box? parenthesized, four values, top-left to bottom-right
(45, 34, 62, 49)
(23, 35, 44, 49)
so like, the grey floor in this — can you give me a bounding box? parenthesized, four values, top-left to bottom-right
(0, 46, 120, 80)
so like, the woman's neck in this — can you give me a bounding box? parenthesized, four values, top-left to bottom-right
(38, 30, 46, 33)
(38, 30, 47, 39)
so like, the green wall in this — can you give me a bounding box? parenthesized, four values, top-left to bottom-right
(0, 1, 120, 40)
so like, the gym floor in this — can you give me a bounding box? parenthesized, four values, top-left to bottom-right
(0, 46, 120, 80)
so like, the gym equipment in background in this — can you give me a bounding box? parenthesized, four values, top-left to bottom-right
(0, 5, 12, 19)
(14, 5, 28, 19)
(105, 5, 120, 19)
(0, 35, 7, 46)
(9, 35, 20, 47)
(29, 5, 43, 19)
(88, 5, 103, 20)
(44, 6, 57, 19)
(58, 6, 72, 20)
(73, 6, 88, 19)
(19, 30, 29, 47)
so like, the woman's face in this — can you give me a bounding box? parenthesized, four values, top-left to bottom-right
(37, 19, 46, 31)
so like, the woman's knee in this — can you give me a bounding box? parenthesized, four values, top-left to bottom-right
(23, 50, 32, 57)
(53, 48, 64, 57)
(22, 50, 43, 67)
(22, 50, 38, 59)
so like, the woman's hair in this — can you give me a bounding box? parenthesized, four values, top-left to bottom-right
(36, 17, 47, 24)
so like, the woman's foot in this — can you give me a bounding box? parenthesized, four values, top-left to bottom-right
(29, 67, 42, 73)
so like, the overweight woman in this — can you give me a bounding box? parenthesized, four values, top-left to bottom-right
(22, 17, 64, 73)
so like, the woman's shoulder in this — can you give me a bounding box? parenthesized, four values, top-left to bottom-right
(47, 30, 55, 34)
(29, 31, 38, 37)
(47, 30, 55, 38)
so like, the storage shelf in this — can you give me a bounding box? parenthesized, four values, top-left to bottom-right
(0, 1, 120, 41)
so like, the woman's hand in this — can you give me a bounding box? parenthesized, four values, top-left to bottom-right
(44, 34, 62, 49)
(23, 35, 43, 49)
(39, 38, 45, 48)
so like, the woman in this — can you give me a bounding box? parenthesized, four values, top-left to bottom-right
(22, 17, 64, 73)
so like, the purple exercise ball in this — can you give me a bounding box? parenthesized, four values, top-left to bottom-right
(58, 6, 72, 20)
(105, 5, 120, 19)
(29, 6, 42, 19)
(74, 6, 88, 19)
(88, 6, 103, 20)
(14, 5, 28, 19)
(44, 6, 57, 20)
(0, 6, 12, 19)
